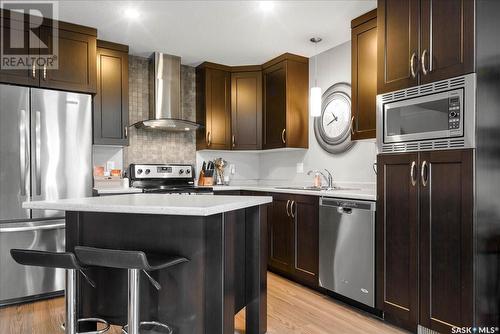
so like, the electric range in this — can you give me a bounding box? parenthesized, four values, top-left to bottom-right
(129, 163, 212, 194)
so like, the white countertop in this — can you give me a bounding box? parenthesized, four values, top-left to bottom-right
(209, 185, 377, 201)
(22, 194, 272, 216)
(93, 187, 143, 194)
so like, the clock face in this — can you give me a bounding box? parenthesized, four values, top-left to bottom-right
(313, 83, 354, 154)
(320, 94, 351, 140)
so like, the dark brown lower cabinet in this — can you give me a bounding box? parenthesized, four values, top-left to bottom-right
(268, 193, 293, 273)
(377, 152, 419, 332)
(418, 149, 473, 333)
(267, 193, 319, 287)
(377, 149, 473, 333)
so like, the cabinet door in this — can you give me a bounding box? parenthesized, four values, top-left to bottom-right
(420, 0, 475, 83)
(231, 71, 262, 150)
(205, 68, 231, 150)
(351, 10, 377, 140)
(0, 18, 39, 86)
(93, 44, 129, 145)
(39, 28, 96, 93)
(419, 149, 473, 333)
(377, 0, 419, 94)
(376, 153, 419, 332)
(263, 63, 286, 149)
(291, 195, 319, 286)
(268, 193, 293, 273)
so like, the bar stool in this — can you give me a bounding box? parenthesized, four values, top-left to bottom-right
(74, 246, 188, 334)
(10, 249, 110, 334)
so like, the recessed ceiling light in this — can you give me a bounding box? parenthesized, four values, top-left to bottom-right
(259, 1, 275, 12)
(123, 7, 140, 20)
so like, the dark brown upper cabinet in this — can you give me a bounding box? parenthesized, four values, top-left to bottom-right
(377, 0, 420, 94)
(0, 10, 97, 94)
(267, 192, 319, 288)
(263, 54, 309, 149)
(231, 69, 262, 150)
(196, 63, 232, 150)
(0, 12, 39, 86)
(351, 9, 377, 140)
(419, 0, 475, 84)
(93, 40, 129, 146)
(377, 149, 473, 332)
(39, 25, 97, 93)
(377, 0, 474, 94)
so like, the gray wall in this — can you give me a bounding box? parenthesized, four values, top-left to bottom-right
(123, 55, 196, 166)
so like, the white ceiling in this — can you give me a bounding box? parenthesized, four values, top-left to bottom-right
(57, 0, 376, 66)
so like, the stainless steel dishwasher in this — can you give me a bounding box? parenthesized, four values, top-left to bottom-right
(319, 197, 376, 307)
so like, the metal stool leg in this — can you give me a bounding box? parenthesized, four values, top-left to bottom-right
(128, 269, 141, 334)
(66, 269, 78, 334)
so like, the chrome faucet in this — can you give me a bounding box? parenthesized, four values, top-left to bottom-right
(323, 169, 334, 190)
(307, 169, 334, 190)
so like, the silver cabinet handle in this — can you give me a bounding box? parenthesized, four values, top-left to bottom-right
(32, 63, 36, 79)
(207, 131, 211, 146)
(286, 200, 291, 217)
(350, 115, 355, 135)
(421, 49, 429, 75)
(43, 64, 47, 80)
(410, 52, 418, 78)
(124, 126, 128, 139)
(281, 128, 286, 144)
(290, 200, 296, 219)
(19, 109, 29, 196)
(410, 161, 417, 186)
(35, 111, 41, 196)
(0, 222, 65, 233)
(232, 134, 235, 148)
(421, 160, 429, 187)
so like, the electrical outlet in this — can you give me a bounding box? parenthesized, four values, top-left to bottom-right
(296, 163, 304, 174)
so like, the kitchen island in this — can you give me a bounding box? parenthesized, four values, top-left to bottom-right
(23, 194, 272, 334)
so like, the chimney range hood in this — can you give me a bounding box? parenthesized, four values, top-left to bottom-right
(132, 52, 201, 131)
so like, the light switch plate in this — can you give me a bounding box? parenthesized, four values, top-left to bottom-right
(296, 163, 304, 174)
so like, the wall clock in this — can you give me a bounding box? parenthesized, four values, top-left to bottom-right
(313, 82, 354, 154)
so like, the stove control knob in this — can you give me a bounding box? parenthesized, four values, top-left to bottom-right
(186, 169, 191, 174)
(145, 169, 151, 175)
(179, 169, 184, 175)
(137, 169, 143, 174)
(450, 111, 457, 118)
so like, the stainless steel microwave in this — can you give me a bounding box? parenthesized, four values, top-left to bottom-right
(377, 73, 476, 153)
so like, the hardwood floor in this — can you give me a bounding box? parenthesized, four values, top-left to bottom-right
(0, 272, 405, 334)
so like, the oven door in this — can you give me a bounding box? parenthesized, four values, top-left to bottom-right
(383, 89, 463, 144)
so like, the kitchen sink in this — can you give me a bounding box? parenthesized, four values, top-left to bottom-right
(275, 186, 361, 191)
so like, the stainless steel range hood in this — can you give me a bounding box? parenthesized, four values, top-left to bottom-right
(133, 52, 201, 131)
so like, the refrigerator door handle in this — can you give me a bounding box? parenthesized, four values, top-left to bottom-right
(19, 109, 29, 197)
(35, 111, 41, 196)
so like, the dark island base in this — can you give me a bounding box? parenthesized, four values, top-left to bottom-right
(65, 205, 267, 334)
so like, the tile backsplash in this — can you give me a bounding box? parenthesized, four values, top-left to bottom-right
(123, 55, 196, 167)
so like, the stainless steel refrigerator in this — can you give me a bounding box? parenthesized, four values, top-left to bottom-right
(0, 84, 92, 306)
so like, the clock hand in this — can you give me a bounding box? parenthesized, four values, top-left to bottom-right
(327, 115, 338, 126)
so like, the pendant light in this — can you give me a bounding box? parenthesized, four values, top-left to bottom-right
(310, 37, 322, 117)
